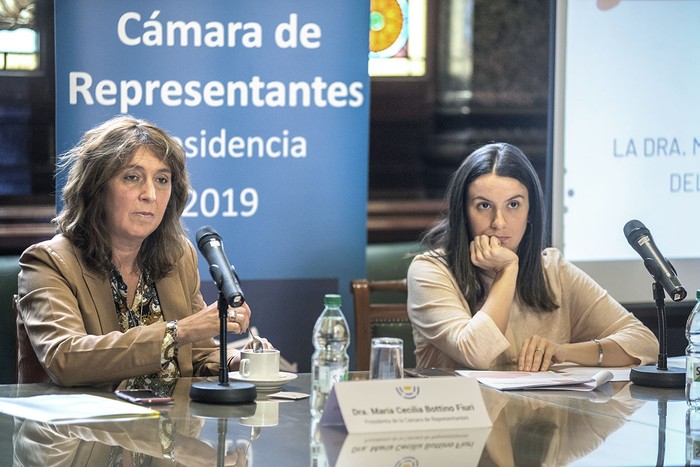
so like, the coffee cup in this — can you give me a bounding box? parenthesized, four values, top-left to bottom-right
(240, 400, 280, 427)
(239, 348, 280, 380)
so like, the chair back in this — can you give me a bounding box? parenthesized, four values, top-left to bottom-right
(14, 294, 50, 384)
(0, 256, 20, 383)
(351, 279, 415, 371)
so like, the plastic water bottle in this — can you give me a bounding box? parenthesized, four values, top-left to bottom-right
(687, 290, 700, 406)
(310, 417, 330, 467)
(310, 294, 350, 418)
(688, 408, 700, 466)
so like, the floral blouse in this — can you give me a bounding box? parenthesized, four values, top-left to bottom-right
(109, 266, 180, 397)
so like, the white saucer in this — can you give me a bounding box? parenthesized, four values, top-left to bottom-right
(229, 371, 298, 392)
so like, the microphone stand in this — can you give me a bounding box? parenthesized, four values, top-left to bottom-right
(217, 417, 227, 467)
(190, 290, 257, 403)
(218, 293, 230, 385)
(630, 281, 685, 388)
(629, 384, 685, 466)
(188, 390, 256, 466)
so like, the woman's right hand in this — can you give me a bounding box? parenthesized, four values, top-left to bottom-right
(469, 235, 519, 274)
(176, 301, 251, 346)
(470, 235, 520, 333)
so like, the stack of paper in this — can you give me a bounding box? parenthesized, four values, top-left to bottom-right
(457, 369, 614, 391)
(0, 394, 160, 424)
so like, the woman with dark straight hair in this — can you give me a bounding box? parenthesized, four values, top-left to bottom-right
(408, 142, 657, 370)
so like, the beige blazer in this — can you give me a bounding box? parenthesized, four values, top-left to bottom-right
(17, 234, 220, 387)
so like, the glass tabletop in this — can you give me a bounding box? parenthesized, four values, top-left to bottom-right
(0, 372, 692, 466)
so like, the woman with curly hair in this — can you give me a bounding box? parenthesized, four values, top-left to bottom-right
(18, 115, 267, 390)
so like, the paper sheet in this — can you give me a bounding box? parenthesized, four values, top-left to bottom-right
(0, 394, 160, 424)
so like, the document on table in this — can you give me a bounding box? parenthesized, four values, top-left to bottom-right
(0, 394, 160, 424)
(457, 369, 614, 391)
(548, 364, 631, 382)
(546, 356, 686, 382)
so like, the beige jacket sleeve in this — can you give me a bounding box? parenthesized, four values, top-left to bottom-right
(17, 235, 219, 387)
(407, 253, 510, 369)
(544, 248, 658, 365)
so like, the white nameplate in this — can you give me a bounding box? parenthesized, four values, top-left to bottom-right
(323, 428, 491, 467)
(319, 377, 491, 433)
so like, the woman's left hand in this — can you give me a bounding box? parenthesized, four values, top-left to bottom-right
(518, 335, 562, 371)
(178, 301, 252, 346)
(226, 302, 251, 334)
(228, 336, 276, 370)
(242, 336, 274, 351)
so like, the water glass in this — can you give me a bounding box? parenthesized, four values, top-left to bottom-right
(369, 337, 404, 379)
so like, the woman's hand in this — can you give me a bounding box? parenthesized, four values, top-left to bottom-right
(227, 302, 251, 334)
(176, 301, 252, 346)
(520, 337, 640, 369)
(470, 235, 520, 333)
(228, 336, 276, 370)
(518, 335, 562, 371)
(242, 337, 274, 351)
(470, 235, 519, 275)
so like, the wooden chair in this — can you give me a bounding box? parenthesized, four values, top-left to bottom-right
(351, 279, 415, 371)
(14, 294, 50, 384)
(0, 256, 20, 384)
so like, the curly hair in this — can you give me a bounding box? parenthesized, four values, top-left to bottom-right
(54, 115, 190, 280)
(422, 142, 557, 312)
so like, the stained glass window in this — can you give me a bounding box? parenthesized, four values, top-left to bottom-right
(0, 28, 38, 71)
(0, 0, 39, 72)
(369, 0, 426, 77)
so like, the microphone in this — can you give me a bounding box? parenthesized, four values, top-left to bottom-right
(196, 225, 245, 307)
(190, 225, 256, 404)
(623, 219, 687, 302)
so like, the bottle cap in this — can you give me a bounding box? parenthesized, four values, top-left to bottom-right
(697, 289, 700, 300)
(324, 294, 341, 307)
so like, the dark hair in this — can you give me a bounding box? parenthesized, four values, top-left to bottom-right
(55, 115, 190, 280)
(423, 142, 557, 312)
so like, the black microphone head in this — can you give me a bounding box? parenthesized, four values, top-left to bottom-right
(623, 219, 651, 244)
(196, 225, 221, 250)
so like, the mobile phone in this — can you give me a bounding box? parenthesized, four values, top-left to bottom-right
(404, 368, 455, 378)
(115, 389, 174, 405)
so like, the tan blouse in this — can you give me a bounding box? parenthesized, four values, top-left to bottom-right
(407, 247, 658, 369)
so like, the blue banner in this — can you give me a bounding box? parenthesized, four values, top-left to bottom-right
(55, 1, 370, 370)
